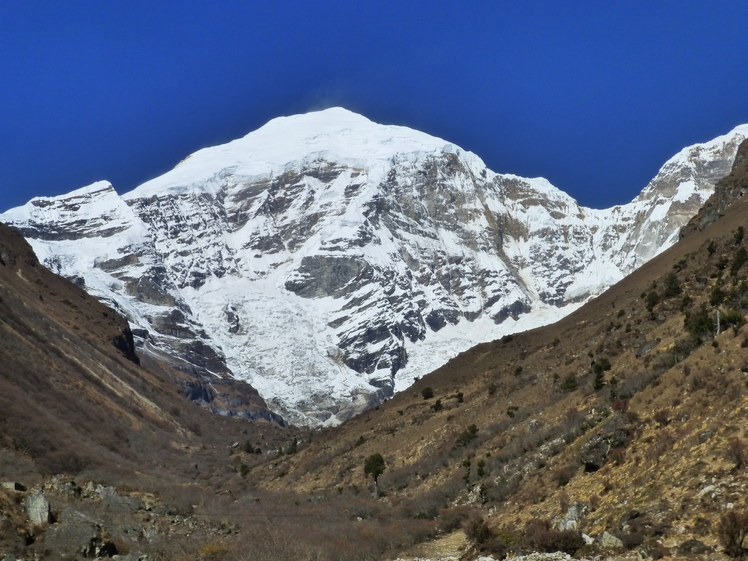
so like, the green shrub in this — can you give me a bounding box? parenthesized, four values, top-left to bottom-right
(364, 453, 386, 483)
(663, 272, 682, 298)
(732, 247, 748, 277)
(456, 424, 479, 446)
(593, 371, 605, 391)
(561, 374, 578, 393)
(684, 304, 714, 336)
(421, 387, 434, 400)
(711, 280, 727, 306)
(464, 514, 493, 544)
(592, 357, 611, 374)
(645, 291, 660, 312)
(723, 309, 746, 329)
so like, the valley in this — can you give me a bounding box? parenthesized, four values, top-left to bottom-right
(1, 114, 748, 560)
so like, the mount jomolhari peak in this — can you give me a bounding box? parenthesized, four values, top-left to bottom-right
(5, 109, 748, 561)
(2, 108, 747, 426)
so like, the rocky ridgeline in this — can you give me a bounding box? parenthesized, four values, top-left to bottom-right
(3, 110, 747, 425)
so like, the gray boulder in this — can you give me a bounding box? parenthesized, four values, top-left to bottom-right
(24, 492, 50, 525)
(43, 509, 118, 558)
(598, 531, 624, 549)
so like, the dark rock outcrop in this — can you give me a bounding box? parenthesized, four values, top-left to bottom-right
(682, 138, 748, 236)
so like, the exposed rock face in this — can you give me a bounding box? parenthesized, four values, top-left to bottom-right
(2, 109, 747, 425)
(682, 137, 748, 235)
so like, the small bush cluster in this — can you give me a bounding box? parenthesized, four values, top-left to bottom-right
(560, 374, 578, 393)
(463, 514, 509, 557)
(551, 464, 577, 487)
(521, 518, 584, 555)
(456, 424, 479, 446)
(726, 437, 746, 470)
(684, 304, 714, 337)
(717, 509, 748, 558)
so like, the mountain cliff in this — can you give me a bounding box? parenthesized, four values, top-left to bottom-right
(2, 108, 747, 425)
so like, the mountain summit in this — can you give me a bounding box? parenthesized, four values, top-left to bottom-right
(3, 109, 747, 425)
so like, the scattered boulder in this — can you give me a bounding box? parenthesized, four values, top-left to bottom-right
(619, 509, 640, 531)
(676, 539, 712, 555)
(636, 340, 658, 358)
(635, 540, 669, 560)
(44, 476, 81, 497)
(598, 531, 624, 549)
(24, 492, 50, 526)
(698, 429, 714, 443)
(554, 502, 590, 531)
(43, 509, 117, 558)
(579, 414, 632, 471)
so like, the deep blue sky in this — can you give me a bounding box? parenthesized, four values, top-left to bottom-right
(2, 1, 748, 212)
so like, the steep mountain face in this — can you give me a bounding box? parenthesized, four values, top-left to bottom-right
(682, 138, 748, 235)
(2, 109, 747, 425)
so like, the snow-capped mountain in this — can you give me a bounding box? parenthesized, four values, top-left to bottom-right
(3, 108, 747, 425)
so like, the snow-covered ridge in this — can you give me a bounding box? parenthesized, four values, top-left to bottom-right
(131, 108, 465, 197)
(3, 108, 746, 425)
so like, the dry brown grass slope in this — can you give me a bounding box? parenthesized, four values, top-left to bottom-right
(247, 140, 748, 559)
(0, 222, 287, 485)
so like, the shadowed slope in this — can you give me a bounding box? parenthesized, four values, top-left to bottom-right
(0, 222, 284, 483)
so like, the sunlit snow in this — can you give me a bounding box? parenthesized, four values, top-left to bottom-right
(2, 109, 746, 426)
